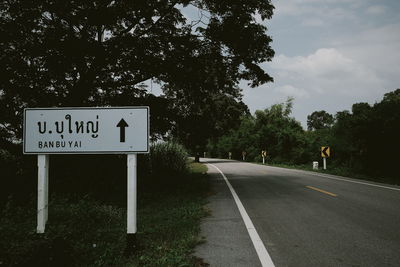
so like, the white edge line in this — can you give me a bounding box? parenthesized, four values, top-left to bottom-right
(208, 163, 275, 267)
(266, 165, 400, 192)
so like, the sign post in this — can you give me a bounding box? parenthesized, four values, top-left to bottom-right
(228, 152, 232, 159)
(24, 107, 149, 236)
(37, 154, 49, 233)
(261, 150, 267, 164)
(242, 151, 246, 161)
(321, 146, 330, 170)
(127, 154, 137, 235)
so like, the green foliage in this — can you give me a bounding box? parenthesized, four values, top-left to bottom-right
(329, 89, 400, 180)
(209, 98, 306, 163)
(0, 0, 274, 148)
(0, 196, 126, 266)
(0, 142, 189, 205)
(0, 158, 209, 266)
(209, 89, 400, 184)
(148, 142, 188, 177)
(307, 110, 334, 131)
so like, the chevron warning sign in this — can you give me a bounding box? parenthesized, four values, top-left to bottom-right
(321, 146, 330, 158)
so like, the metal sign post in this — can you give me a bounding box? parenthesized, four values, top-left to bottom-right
(37, 154, 49, 233)
(127, 154, 137, 234)
(24, 107, 149, 237)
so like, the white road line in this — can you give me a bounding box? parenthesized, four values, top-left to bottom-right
(267, 165, 400, 192)
(312, 173, 400, 191)
(208, 163, 275, 267)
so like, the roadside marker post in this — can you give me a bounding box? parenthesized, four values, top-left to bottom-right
(313, 161, 319, 170)
(321, 146, 330, 170)
(242, 151, 246, 161)
(261, 150, 267, 164)
(229, 152, 232, 159)
(23, 107, 149, 241)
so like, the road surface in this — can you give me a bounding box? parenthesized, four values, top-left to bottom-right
(196, 158, 400, 267)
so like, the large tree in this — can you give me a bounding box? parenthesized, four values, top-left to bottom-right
(0, 0, 274, 147)
(307, 110, 334, 131)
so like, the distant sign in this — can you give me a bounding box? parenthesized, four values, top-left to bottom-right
(24, 107, 149, 154)
(261, 150, 267, 157)
(321, 146, 330, 158)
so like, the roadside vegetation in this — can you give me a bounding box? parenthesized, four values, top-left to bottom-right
(0, 142, 210, 266)
(207, 89, 400, 185)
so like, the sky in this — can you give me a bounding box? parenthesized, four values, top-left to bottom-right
(149, 1, 400, 128)
(242, 0, 400, 127)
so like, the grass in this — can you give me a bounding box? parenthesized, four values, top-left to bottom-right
(0, 162, 210, 267)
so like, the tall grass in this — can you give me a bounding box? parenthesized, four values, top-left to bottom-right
(0, 141, 208, 266)
(148, 142, 188, 177)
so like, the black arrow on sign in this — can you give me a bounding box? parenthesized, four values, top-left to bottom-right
(116, 119, 129, 142)
(322, 146, 329, 157)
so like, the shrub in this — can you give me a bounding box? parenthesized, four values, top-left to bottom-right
(148, 142, 188, 177)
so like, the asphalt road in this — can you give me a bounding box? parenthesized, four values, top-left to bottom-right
(198, 158, 400, 267)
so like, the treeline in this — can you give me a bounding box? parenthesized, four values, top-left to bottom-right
(207, 89, 400, 184)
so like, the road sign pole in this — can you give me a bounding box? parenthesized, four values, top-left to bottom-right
(262, 157, 265, 164)
(126, 153, 138, 255)
(37, 154, 49, 233)
(127, 154, 137, 234)
(323, 157, 327, 170)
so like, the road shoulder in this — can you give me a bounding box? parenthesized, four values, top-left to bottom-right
(194, 164, 261, 267)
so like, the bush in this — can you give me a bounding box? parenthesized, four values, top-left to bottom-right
(0, 196, 126, 267)
(148, 142, 188, 177)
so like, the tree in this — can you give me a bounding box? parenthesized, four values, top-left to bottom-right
(170, 92, 249, 161)
(307, 110, 334, 131)
(209, 98, 307, 164)
(0, 0, 275, 150)
(329, 89, 400, 180)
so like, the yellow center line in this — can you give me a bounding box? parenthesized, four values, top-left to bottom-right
(306, 186, 337, 197)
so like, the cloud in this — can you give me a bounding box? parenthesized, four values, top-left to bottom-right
(334, 23, 400, 84)
(365, 5, 386, 15)
(302, 18, 324, 27)
(273, 0, 360, 20)
(274, 85, 310, 98)
(270, 48, 381, 96)
(245, 1, 400, 127)
(243, 46, 388, 126)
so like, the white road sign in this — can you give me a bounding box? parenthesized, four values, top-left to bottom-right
(23, 107, 149, 154)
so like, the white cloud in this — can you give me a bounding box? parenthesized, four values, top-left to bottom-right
(271, 48, 381, 95)
(274, 85, 310, 98)
(243, 46, 388, 126)
(334, 23, 400, 87)
(365, 5, 386, 15)
(243, 1, 400, 127)
(273, 0, 360, 20)
(302, 18, 324, 27)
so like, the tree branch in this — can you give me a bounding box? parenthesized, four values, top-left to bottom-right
(116, 0, 180, 38)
